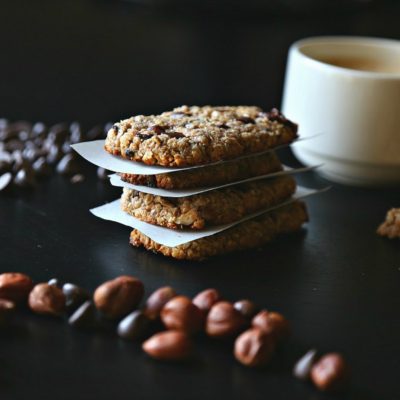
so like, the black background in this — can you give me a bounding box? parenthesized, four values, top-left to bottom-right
(1, 1, 400, 399)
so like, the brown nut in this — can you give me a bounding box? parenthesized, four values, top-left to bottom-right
(142, 330, 193, 361)
(28, 283, 65, 316)
(160, 296, 204, 334)
(0, 298, 16, 324)
(192, 288, 221, 314)
(206, 301, 247, 338)
(252, 310, 290, 341)
(93, 275, 144, 319)
(234, 328, 275, 367)
(233, 299, 258, 319)
(311, 353, 349, 392)
(0, 272, 33, 302)
(144, 286, 176, 320)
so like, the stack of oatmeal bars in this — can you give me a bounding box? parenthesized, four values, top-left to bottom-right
(101, 105, 308, 260)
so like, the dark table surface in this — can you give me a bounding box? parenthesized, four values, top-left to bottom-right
(1, 150, 399, 400)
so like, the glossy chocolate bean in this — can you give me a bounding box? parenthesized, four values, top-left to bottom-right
(0, 272, 33, 302)
(32, 157, 52, 176)
(293, 349, 318, 381)
(14, 168, 36, 188)
(28, 283, 66, 316)
(62, 283, 90, 313)
(252, 310, 290, 342)
(0, 172, 12, 191)
(117, 310, 151, 340)
(233, 299, 258, 319)
(68, 301, 97, 329)
(192, 288, 221, 314)
(56, 154, 80, 175)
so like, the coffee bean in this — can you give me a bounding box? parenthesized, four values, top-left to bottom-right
(5, 139, 24, 152)
(70, 174, 84, 184)
(310, 353, 349, 392)
(18, 130, 31, 142)
(93, 275, 144, 319)
(0, 160, 11, 174)
(70, 122, 83, 143)
(96, 167, 109, 181)
(0, 299, 16, 325)
(31, 122, 47, 137)
(117, 310, 151, 340)
(0, 172, 12, 191)
(234, 328, 275, 367)
(46, 144, 64, 164)
(48, 123, 69, 143)
(0, 272, 33, 302)
(206, 301, 247, 338)
(161, 296, 204, 334)
(14, 168, 36, 188)
(0, 151, 12, 164)
(233, 300, 258, 319)
(28, 283, 65, 316)
(0, 118, 8, 129)
(56, 154, 80, 175)
(22, 147, 39, 162)
(144, 286, 176, 320)
(142, 331, 193, 361)
(293, 349, 318, 381)
(62, 141, 72, 154)
(32, 157, 51, 176)
(62, 283, 90, 313)
(68, 300, 97, 329)
(192, 288, 221, 315)
(252, 310, 290, 342)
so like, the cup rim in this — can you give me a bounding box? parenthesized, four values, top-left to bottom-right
(290, 36, 400, 79)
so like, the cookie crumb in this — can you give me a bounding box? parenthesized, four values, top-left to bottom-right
(377, 208, 400, 239)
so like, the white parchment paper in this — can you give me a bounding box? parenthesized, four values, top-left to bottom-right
(108, 165, 320, 197)
(90, 186, 328, 247)
(71, 137, 311, 175)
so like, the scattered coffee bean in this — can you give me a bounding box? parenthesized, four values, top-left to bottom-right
(48, 123, 69, 143)
(68, 301, 97, 329)
(234, 328, 275, 367)
(70, 174, 85, 184)
(62, 283, 90, 313)
(144, 286, 176, 320)
(117, 310, 151, 340)
(32, 157, 51, 176)
(192, 288, 221, 315)
(293, 349, 318, 381)
(142, 330, 193, 361)
(31, 122, 47, 137)
(0, 272, 33, 302)
(56, 154, 80, 175)
(0, 299, 16, 325)
(94, 275, 144, 319)
(233, 299, 258, 319)
(252, 310, 290, 342)
(61, 141, 72, 154)
(70, 122, 83, 143)
(14, 168, 36, 188)
(161, 296, 204, 334)
(28, 283, 66, 316)
(310, 353, 349, 392)
(96, 167, 109, 181)
(46, 144, 64, 164)
(0, 172, 12, 191)
(206, 301, 247, 338)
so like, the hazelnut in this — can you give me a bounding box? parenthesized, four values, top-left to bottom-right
(161, 296, 203, 334)
(0, 272, 33, 302)
(252, 310, 290, 341)
(311, 353, 349, 392)
(142, 330, 193, 361)
(233, 299, 258, 319)
(144, 286, 176, 320)
(192, 288, 221, 314)
(94, 275, 144, 319)
(234, 328, 275, 367)
(28, 283, 65, 316)
(206, 301, 246, 338)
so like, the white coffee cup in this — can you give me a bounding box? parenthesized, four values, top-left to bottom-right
(282, 36, 400, 186)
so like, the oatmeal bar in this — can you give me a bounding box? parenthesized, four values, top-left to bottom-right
(129, 201, 308, 260)
(377, 208, 400, 239)
(119, 151, 282, 189)
(105, 106, 297, 167)
(121, 175, 296, 230)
